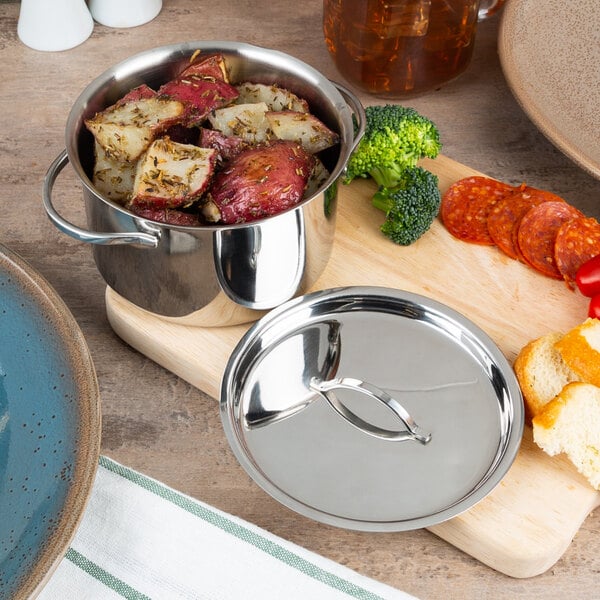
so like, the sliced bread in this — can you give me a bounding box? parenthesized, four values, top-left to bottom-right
(533, 381, 600, 490)
(555, 318, 600, 387)
(513, 331, 581, 422)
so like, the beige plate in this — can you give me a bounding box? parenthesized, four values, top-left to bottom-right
(498, 0, 600, 179)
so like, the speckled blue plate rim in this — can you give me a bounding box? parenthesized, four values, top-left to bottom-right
(0, 243, 101, 600)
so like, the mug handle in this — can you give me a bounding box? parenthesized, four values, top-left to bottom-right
(478, 0, 505, 20)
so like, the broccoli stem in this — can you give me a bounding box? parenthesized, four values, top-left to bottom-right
(369, 162, 406, 188)
(371, 191, 393, 214)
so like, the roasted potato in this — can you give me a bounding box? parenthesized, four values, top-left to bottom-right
(115, 84, 157, 105)
(92, 141, 136, 203)
(158, 76, 239, 127)
(206, 140, 315, 224)
(130, 137, 217, 209)
(207, 102, 272, 144)
(198, 128, 247, 162)
(266, 110, 340, 153)
(178, 53, 231, 82)
(303, 156, 331, 198)
(234, 82, 309, 113)
(85, 97, 185, 163)
(129, 205, 202, 226)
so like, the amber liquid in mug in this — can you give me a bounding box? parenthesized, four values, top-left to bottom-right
(323, 0, 479, 96)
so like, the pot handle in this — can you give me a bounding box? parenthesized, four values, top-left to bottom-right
(309, 376, 432, 445)
(43, 150, 160, 247)
(333, 82, 366, 154)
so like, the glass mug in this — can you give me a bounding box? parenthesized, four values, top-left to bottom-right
(323, 0, 505, 97)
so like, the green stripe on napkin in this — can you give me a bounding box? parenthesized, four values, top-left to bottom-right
(66, 548, 150, 600)
(40, 456, 414, 599)
(97, 455, 386, 600)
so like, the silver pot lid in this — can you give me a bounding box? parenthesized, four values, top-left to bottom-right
(220, 286, 523, 531)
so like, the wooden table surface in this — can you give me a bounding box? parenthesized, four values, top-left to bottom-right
(2, 1, 600, 598)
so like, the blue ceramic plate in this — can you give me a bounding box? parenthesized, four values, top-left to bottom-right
(0, 244, 101, 599)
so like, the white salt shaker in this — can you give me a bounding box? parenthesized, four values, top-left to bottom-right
(18, 0, 94, 52)
(88, 0, 163, 28)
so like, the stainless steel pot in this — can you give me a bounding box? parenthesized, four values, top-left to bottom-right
(43, 41, 365, 326)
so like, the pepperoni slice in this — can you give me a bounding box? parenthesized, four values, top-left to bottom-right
(516, 201, 584, 278)
(555, 216, 600, 288)
(487, 187, 566, 259)
(440, 176, 516, 245)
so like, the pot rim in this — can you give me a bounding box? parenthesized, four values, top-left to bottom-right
(64, 40, 364, 231)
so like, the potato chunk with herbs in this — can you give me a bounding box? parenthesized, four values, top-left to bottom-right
(234, 82, 309, 113)
(85, 97, 185, 163)
(208, 102, 272, 144)
(131, 137, 217, 209)
(206, 140, 315, 224)
(179, 53, 230, 82)
(92, 141, 136, 203)
(158, 75, 239, 127)
(266, 110, 340, 154)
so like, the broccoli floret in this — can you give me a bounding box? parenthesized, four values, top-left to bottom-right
(371, 166, 441, 245)
(345, 104, 441, 186)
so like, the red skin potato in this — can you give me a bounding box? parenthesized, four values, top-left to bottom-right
(130, 206, 202, 226)
(208, 140, 315, 224)
(115, 84, 157, 106)
(158, 76, 239, 126)
(198, 128, 247, 162)
(130, 140, 218, 210)
(178, 54, 230, 81)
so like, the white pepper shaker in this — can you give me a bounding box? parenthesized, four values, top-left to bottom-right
(88, 0, 163, 28)
(17, 0, 94, 51)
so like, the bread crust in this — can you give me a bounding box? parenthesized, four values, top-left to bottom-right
(513, 331, 580, 423)
(515, 320, 600, 491)
(555, 318, 600, 387)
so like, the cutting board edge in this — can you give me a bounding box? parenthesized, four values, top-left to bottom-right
(105, 286, 600, 579)
(427, 493, 600, 579)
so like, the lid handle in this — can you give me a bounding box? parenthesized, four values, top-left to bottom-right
(309, 377, 432, 444)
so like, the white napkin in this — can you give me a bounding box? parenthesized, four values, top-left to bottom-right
(39, 456, 418, 600)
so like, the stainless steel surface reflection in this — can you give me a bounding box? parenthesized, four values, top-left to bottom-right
(214, 210, 305, 309)
(220, 286, 524, 531)
(243, 320, 342, 428)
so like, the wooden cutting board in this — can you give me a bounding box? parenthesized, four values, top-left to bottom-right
(105, 154, 600, 579)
